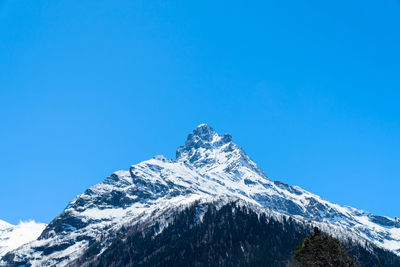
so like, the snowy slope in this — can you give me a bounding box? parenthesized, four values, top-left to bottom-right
(0, 220, 46, 257)
(2, 124, 400, 266)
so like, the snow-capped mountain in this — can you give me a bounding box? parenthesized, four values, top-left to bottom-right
(0, 220, 46, 257)
(2, 124, 400, 266)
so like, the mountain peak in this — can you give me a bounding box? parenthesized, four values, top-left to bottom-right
(4, 125, 400, 267)
(183, 124, 219, 146)
(175, 124, 266, 179)
(176, 124, 232, 162)
(191, 123, 215, 141)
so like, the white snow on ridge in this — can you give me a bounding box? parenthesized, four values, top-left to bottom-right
(0, 220, 46, 257)
(0, 220, 11, 230)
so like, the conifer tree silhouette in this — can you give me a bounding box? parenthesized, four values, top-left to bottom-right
(294, 227, 356, 267)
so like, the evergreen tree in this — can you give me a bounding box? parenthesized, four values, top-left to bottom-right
(294, 227, 356, 267)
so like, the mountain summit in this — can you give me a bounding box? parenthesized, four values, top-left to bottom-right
(177, 123, 267, 179)
(176, 123, 231, 163)
(1, 125, 400, 266)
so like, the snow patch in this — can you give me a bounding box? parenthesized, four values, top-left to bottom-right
(0, 220, 46, 257)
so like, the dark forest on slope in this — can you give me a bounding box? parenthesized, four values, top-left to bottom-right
(74, 202, 400, 267)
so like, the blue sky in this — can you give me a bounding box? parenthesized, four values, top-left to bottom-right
(1, 0, 399, 224)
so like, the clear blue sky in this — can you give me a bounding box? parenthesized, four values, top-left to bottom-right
(1, 0, 399, 224)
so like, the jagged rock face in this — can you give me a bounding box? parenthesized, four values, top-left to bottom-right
(176, 124, 267, 179)
(1, 124, 400, 266)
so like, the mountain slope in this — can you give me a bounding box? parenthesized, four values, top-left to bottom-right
(2, 124, 400, 266)
(76, 201, 400, 267)
(0, 220, 46, 257)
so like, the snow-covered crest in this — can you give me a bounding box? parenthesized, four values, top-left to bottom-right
(0, 220, 12, 230)
(0, 220, 46, 257)
(176, 123, 268, 179)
